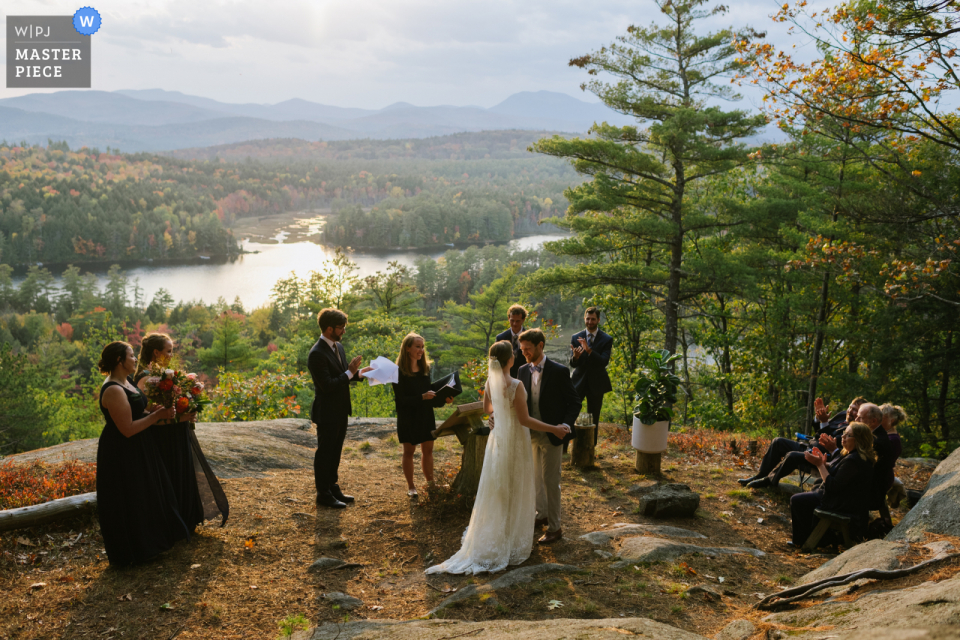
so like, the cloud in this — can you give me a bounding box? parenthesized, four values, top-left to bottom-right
(1, 0, 821, 109)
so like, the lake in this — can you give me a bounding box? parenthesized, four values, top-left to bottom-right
(17, 233, 567, 310)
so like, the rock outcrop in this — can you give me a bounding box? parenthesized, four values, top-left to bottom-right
(611, 536, 763, 567)
(888, 447, 960, 542)
(798, 539, 908, 584)
(295, 617, 708, 640)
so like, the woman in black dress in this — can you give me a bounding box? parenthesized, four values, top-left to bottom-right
(789, 422, 876, 548)
(136, 333, 228, 529)
(96, 341, 188, 566)
(392, 333, 453, 497)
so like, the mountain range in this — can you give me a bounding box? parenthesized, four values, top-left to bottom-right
(0, 89, 636, 152)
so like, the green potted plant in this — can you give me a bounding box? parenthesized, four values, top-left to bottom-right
(631, 349, 682, 453)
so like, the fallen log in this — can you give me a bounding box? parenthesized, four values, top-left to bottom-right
(0, 492, 97, 532)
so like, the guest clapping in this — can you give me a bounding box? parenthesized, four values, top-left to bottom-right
(392, 333, 453, 497)
(789, 422, 876, 548)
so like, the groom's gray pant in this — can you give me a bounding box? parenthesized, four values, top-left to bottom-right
(531, 431, 562, 532)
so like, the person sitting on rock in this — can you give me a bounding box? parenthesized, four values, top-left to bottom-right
(739, 396, 866, 490)
(788, 422, 876, 549)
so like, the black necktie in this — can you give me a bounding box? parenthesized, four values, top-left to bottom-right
(333, 343, 344, 369)
(587, 334, 594, 348)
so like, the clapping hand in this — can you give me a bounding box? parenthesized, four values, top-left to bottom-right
(818, 433, 837, 452)
(348, 355, 363, 374)
(577, 337, 592, 354)
(571, 344, 584, 360)
(804, 447, 827, 468)
(814, 397, 830, 423)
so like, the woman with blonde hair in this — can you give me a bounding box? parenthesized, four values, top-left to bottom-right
(392, 333, 453, 497)
(789, 422, 876, 548)
(136, 332, 229, 528)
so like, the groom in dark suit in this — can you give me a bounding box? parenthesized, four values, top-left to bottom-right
(308, 308, 368, 508)
(518, 329, 580, 544)
(570, 306, 613, 446)
(495, 304, 528, 378)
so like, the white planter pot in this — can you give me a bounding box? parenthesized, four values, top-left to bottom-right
(632, 416, 669, 454)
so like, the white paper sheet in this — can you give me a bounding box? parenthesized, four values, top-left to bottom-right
(360, 356, 399, 386)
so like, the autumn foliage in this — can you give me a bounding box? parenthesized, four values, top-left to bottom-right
(0, 460, 97, 510)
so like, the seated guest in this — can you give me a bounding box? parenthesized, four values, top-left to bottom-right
(789, 422, 876, 548)
(880, 403, 907, 465)
(740, 396, 865, 488)
(881, 404, 908, 507)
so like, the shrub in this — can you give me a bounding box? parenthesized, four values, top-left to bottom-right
(0, 460, 97, 509)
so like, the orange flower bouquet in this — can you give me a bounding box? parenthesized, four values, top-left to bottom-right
(142, 362, 210, 424)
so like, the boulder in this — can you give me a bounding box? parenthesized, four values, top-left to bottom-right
(579, 523, 706, 546)
(296, 617, 708, 639)
(635, 483, 701, 518)
(611, 536, 763, 566)
(307, 558, 346, 573)
(427, 563, 580, 615)
(763, 572, 960, 639)
(899, 457, 940, 469)
(888, 447, 960, 542)
(320, 591, 363, 611)
(798, 539, 908, 585)
(714, 619, 756, 640)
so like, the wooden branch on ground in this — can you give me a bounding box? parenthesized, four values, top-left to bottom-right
(755, 552, 960, 610)
(0, 492, 97, 532)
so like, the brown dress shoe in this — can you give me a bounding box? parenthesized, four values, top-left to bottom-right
(534, 517, 548, 529)
(538, 528, 563, 544)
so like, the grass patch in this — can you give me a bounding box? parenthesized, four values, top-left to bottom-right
(775, 574, 794, 585)
(729, 499, 739, 508)
(726, 489, 752, 499)
(359, 441, 372, 452)
(276, 614, 310, 638)
(703, 493, 717, 499)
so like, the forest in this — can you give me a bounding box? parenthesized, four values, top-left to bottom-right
(0, 0, 957, 466)
(0, 132, 575, 265)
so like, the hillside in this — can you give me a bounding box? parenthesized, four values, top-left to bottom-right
(0, 90, 632, 152)
(1, 422, 952, 639)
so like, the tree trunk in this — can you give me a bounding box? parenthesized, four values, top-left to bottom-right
(570, 426, 596, 469)
(938, 330, 953, 441)
(0, 492, 97, 532)
(805, 271, 831, 432)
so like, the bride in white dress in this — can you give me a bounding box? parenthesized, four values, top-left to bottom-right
(426, 341, 571, 574)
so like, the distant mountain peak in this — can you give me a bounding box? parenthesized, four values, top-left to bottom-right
(381, 101, 417, 111)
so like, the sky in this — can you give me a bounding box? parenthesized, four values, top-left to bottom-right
(1, 0, 813, 110)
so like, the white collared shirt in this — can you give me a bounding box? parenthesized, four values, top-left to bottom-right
(321, 335, 352, 379)
(530, 354, 547, 389)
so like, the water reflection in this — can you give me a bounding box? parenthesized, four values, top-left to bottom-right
(18, 234, 567, 310)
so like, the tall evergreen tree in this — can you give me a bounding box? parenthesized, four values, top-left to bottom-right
(531, 0, 766, 355)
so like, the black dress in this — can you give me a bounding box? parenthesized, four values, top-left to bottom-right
(393, 372, 445, 445)
(96, 380, 191, 566)
(134, 372, 229, 530)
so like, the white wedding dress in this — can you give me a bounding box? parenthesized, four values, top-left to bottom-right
(425, 361, 535, 574)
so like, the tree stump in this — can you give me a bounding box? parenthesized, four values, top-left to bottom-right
(570, 426, 596, 469)
(451, 425, 489, 496)
(431, 401, 489, 497)
(636, 451, 662, 476)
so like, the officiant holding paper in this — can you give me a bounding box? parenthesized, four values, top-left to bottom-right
(392, 333, 457, 497)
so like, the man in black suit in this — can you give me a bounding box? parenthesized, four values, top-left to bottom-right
(495, 304, 527, 378)
(518, 329, 580, 544)
(308, 308, 370, 508)
(739, 396, 866, 489)
(569, 307, 613, 446)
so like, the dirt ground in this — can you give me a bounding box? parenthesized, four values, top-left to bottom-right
(0, 426, 946, 640)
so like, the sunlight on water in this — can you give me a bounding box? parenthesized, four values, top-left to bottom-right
(18, 234, 567, 310)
